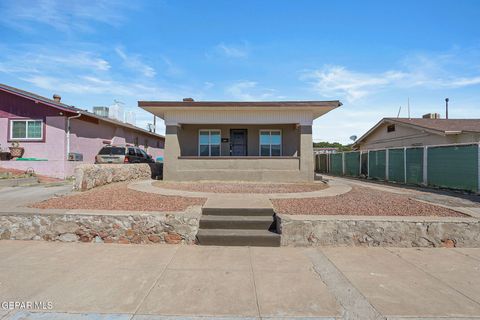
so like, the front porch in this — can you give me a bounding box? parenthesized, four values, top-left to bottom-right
(165, 123, 313, 182)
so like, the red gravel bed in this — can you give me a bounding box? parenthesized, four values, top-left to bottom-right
(153, 181, 328, 194)
(272, 186, 466, 217)
(32, 181, 206, 212)
(0, 167, 61, 183)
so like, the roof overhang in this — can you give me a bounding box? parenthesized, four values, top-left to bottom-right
(138, 100, 342, 121)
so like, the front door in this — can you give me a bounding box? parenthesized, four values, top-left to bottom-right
(230, 129, 247, 156)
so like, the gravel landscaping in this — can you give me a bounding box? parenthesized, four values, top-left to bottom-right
(153, 181, 328, 194)
(32, 181, 206, 212)
(272, 186, 466, 217)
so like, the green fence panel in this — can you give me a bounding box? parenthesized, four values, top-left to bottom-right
(405, 148, 423, 185)
(388, 149, 405, 183)
(344, 152, 360, 176)
(330, 153, 343, 175)
(368, 150, 386, 180)
(427, 144, 479, 192)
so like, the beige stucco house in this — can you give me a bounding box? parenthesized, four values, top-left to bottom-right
(353, 116, 480, 150)
(139, 99, 341, 181)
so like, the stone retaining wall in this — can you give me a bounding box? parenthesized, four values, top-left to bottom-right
(277, 214, 480, 247)
(74, 163, 161, 191)
(0, 208, 200, 244)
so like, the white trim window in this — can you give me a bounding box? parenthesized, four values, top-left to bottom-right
(259, 130, 282, 156)
(199, 129, 221, 156)
(10, 119, 43, 140)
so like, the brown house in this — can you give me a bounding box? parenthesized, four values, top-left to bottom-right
(139, 99, 341, 182)
(353, 114, 480, 150)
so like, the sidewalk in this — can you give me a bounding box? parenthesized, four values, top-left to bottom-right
(1, 241, 480, 319)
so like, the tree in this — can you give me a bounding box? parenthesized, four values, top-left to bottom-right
(313, 141, 352, 152)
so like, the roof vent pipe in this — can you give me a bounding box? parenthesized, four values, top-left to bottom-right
(445, 98, 449, 119)
(53, 94, 61, 102)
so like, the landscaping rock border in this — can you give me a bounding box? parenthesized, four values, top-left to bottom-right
(74, 163, 162, 191)
(277, 214, 480, 247)
(0, 207, 201, 244)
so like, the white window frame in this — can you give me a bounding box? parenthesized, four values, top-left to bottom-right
(9, 119, 43, 141)
(198, 129, 221, 156)
(259, 129, 282, 156)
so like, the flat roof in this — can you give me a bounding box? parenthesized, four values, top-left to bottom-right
(139, 100, 342, 108)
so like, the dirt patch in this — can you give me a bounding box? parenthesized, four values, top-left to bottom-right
(272, 186, 466, 217)
(153, 181, 328, 194)
(32, 181, 206, 212)
(0, 167, 61, 183)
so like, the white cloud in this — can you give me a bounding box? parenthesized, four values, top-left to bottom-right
(0, 0, 131, 33)
(213, 42, 250, 58)
(304, 53, 480, 102)
(115, 47, 156, 78)
(225, 81, 284, 101)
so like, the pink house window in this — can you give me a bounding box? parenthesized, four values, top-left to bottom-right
(9, 119, 43, 141)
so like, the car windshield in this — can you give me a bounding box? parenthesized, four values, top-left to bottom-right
(98, 147, 125, 155)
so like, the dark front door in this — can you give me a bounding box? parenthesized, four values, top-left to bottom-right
(230, 129, 247, 156)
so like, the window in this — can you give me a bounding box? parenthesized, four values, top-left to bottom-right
(260, 130, 281, 156)
(387, 124, 395, 132)
(199, 130, 221, 156)
(10, 120, 43, 140)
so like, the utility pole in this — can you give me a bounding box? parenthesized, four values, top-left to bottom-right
(153, 115, 156, 133)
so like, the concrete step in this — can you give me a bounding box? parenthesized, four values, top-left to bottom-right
(202, 207, 275, 216)
(197, 229, 281, 247)
(200, 215, 275, 230)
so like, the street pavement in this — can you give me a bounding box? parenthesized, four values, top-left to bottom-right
(1, 241, 480, 320)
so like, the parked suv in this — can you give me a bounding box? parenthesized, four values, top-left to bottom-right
(95, 145, 154, 164)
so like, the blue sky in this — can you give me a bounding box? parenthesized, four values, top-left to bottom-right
(1, 0, 479, 143)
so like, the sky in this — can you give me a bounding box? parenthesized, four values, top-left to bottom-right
(0, 0, 479, 143)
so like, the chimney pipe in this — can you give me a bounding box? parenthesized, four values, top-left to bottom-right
(53, 94, 61, 103)
(445, 98, 449, 119)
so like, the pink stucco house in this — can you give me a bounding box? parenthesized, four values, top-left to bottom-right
(0, 84, 164, 179)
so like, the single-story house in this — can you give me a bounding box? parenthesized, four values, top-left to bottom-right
(139, 99, 341, 182)
(353, 114, 480, 150)
(0, 84, 165, 179)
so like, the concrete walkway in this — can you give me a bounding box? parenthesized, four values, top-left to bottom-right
(1, 241, 480, 320)
(129, 179, 352, 199)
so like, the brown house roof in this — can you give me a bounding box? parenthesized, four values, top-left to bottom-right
(138, 100, 342, 108)
(353, 117, 480, 148)
(385, 118, 480, 134)
(0, 83, 164, 139)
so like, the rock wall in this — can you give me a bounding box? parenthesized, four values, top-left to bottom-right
(0, 208, 200, 244)
(74, 163, 160, 191)
(277, 214, 480, 247)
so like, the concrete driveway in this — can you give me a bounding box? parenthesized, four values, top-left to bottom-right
(1, 241, 480, 320)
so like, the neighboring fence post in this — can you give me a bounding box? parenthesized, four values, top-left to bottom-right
(342, 152, 345, 175)
(478, 143, 480, 193)
(385, 149, 389, 181)
(403, 147, 407, 184)
(423, 146, 428, 186)
(359, 151, 362, 176)
(367, 150, 370, 178)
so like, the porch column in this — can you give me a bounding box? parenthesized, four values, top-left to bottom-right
(299, 125, 314, 181)
(164, 125, 181, 181)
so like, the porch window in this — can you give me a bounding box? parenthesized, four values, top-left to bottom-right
(10, 119, 43, 140)
(260, 130, 281, 156)
(199, 130, 221, 156)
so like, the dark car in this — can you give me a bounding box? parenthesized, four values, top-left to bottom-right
(95, 145, 155, 164)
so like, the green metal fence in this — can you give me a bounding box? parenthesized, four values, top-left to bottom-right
(330, 153, 343, 175)
(405, 148, 423, 185)
(368, 150, 386, 180)
(388, 149, 405, 183)
(427, 144, 479, 193)
(323, 143, 479, 193)
(344, 152, 360, 176)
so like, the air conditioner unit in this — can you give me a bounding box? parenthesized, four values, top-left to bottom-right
(68, 153, 83, 161)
